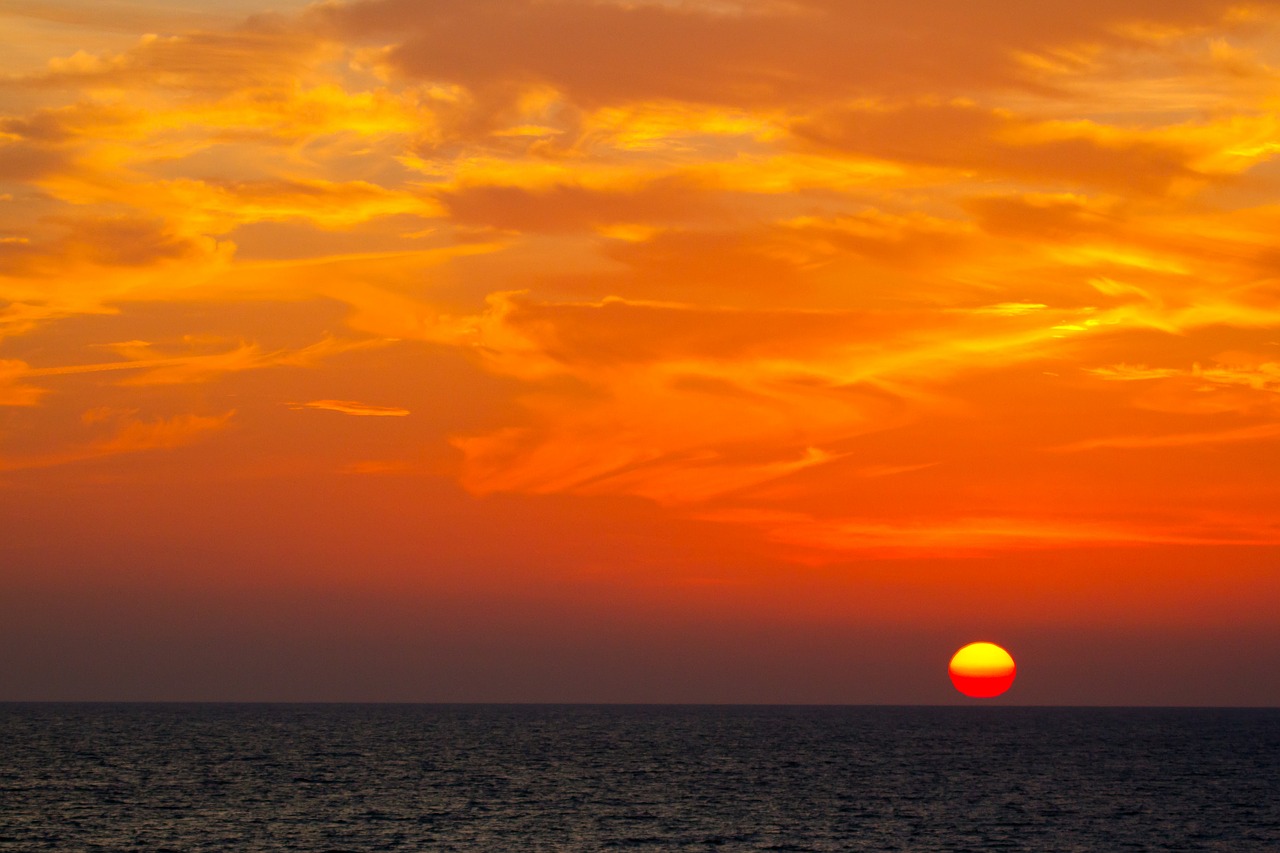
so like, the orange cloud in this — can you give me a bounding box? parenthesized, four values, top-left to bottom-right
(0, 215, 203, 276)
(698, 508, 1280, 560)
(13, 336, 379, 387)
(0, 410, 234, 472)
(17, 25, 320, 93)
(792, 101, 1219, 196)
(316, 0, 1247, 106)
(290, 399, 410, 416)
(439, 179, 716, 234)
(0, 359, 47, 406)
(3, 0, 1280, 563)
(1051, 422, 1280, 452)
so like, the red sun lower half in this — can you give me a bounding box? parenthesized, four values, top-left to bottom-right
(949, 642, 1017, 698)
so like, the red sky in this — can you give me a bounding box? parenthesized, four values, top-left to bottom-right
(2, 0, 1280, 704)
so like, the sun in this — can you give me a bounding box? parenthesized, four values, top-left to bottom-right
(949, 641, 1016, 698)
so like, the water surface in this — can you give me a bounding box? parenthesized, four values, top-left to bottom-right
(1, 704, 1276, 851)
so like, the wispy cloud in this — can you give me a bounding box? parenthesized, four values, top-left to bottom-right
(1050, 422, 1280, 452)
(698, 508, 1280, 560)
(15, 336, 384, 387)
(0, 410, 234, 472)
(289, 399, 410, 417)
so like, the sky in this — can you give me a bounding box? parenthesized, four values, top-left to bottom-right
(2, 0, 1280, 705)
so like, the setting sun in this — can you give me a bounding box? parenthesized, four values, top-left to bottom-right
(949, 642, 1017, 698)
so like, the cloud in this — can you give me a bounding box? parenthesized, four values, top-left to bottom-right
(417, 291, 1097, 503)
(0, 139, 73, 182)
(0, 215, 204, 276)
(1089, 358, 1280, 392)
(439, 179, 716, 234)
(15, 335, 381, 387)
(1083, 357, 1280, 415)
(35, 178, 442, 235)
(316, 0, 1245, 106)
(792, 101, 1200, 195)
(289, 399, 410, 416)
(4, 0, 1280, 558)
(12, 24, 320, 93)
(0, 359, 47, 406)
(778, 211, 974, 268)
(1050, 421, 1280, 452)
(0, 410, 234, 472)
(697, 507, 1280, 559)
(964, 193, 1122, 242)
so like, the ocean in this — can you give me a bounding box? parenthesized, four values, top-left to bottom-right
(1, 704, 1276, 851)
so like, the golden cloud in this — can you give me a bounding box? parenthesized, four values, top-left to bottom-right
(3, 0, 1280, 558)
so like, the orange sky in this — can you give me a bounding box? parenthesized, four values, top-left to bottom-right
(2, 0, 1280, 704)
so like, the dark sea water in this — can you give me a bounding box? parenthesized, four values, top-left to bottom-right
(1, 705, 1277, 852)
